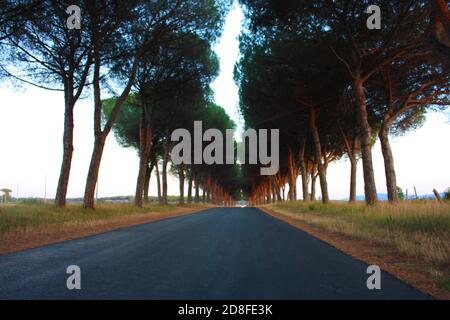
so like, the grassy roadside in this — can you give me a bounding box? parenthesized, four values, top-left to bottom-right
(0, 203, 210, 255)
(266, 201, 450, 296)
(0, 203, 206, 234)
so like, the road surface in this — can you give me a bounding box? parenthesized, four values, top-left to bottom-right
(0, 207, 431, 299)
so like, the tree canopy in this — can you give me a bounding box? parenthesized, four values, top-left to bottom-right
(237, 0, 449, 205)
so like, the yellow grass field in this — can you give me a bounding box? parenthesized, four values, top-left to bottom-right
(0, 202, 206, 234)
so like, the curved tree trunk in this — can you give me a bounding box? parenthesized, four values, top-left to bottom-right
(379, 124, 399, 203)
(55, 96, 75, 208)
(83, 135, 106, 209)
(310, 108, 329, 203)
(83, 12, 142, 209)
(353, 78, 378, 205)
(143, 162, 153, 203)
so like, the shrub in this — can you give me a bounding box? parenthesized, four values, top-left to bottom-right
(396, 187, 405, 200)
(444, 188, 450, 201)
(20, 198, 44, 205)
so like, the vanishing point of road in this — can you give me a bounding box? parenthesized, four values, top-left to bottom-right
(0, 207, 430, 299)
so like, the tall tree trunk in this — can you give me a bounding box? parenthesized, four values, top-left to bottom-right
(195, 180, 200, 203)
(353, 78, 378, 205)
(379, 124, 399, 203)
(187, 172, 193, 204)
(267, 182, 272, 204)
(161, 140, 169, 205)
(55, 96, 75, 208)
(143, 163, 153, 203)
(301, 169, 309, 202)
(154, 158, 162, 204)
(272, 179, 282, 202)
(433, 0, 450, 38)
(178, 164, 185, 205)
(135, 124, 153, 207)
(310, 108, 329, 203)
(83, 135, 106, 209)
(287, 149, 296, 201)
(300, 140, 309, 202)
(349, 156, 357, 203)
(83, 11, 142, 209)
(293, 179, 297, 200)
(311, 165, 317, 201)
(341, 128, 358, 203)
(271, 181, 277, 202)
(288, 175, 295, 201)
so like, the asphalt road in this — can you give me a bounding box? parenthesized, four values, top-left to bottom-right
(0, 207, 431, 299)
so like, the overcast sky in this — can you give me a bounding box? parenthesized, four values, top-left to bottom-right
(0, 4, 449, 200)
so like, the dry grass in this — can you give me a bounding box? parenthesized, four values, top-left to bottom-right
(268, 201, 450, 292)
(0, 202, 206, 234)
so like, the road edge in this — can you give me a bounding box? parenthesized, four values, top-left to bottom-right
(258, 206, 448, 300)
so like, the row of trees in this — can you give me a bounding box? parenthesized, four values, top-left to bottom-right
(1, 0, 234, 208)
(236, 0, 450, 205)
(107, 97, 241, 206)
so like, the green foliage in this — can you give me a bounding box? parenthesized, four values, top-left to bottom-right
(397, 187, 405, 201)
(20, 198, 44, 205)
(103, 96, 141, 150)
(444, 189, 450, 201)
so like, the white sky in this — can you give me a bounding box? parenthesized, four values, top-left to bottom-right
(0, 4, 449, 200)
(211, 3, 245, 134)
